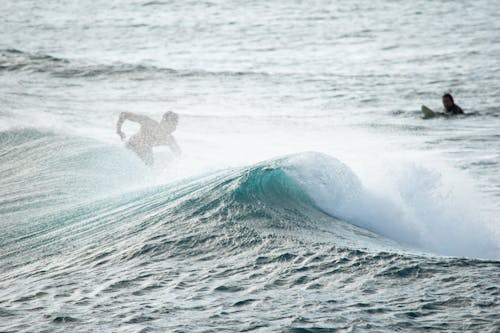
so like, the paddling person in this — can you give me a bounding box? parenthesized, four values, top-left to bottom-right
(116, 111, 181, 166)
(441, 93, 464, 115)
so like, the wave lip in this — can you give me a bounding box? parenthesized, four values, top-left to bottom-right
(281, 152, 499, 260)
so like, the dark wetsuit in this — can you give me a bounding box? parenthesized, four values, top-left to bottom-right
(446, 104, 464, 115)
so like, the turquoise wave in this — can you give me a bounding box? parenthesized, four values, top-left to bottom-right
(1, 128, 497, 266)
(0, 130, 392, 271)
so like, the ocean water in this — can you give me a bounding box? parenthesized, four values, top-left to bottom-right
(1, 0, 499, 332)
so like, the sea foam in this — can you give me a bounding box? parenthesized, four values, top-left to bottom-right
(284, 152, 499, 259)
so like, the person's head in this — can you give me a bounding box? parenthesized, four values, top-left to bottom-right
(161, 111, 178, 132)
(442, 93, 455, 111)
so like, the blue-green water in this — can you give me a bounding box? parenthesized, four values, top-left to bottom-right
(1, 0, 499, 331)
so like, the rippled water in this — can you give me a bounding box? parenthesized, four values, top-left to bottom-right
(1, 0, 499, 332)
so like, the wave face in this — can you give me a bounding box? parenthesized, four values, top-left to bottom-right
(0, 128, 146, 206)
(1, 130, 498, 332)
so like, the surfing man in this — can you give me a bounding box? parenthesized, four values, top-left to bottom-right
(441, 93, 464, 115)
(116, 111, 181, 166)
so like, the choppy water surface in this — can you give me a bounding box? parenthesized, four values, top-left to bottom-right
(1, 0, 499, 332)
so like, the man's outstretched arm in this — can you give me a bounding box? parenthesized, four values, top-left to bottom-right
(116, 112, 151, 140)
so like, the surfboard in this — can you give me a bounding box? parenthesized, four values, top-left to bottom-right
(421, 105, 436, 118)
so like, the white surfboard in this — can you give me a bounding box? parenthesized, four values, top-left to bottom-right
(421, 105, 436, 118)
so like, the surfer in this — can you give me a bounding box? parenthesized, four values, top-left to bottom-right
(116, 111, 181, 166)
(440, 93, 464, 115)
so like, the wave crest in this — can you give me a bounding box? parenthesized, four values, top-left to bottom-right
(0, 48, 268, 79)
